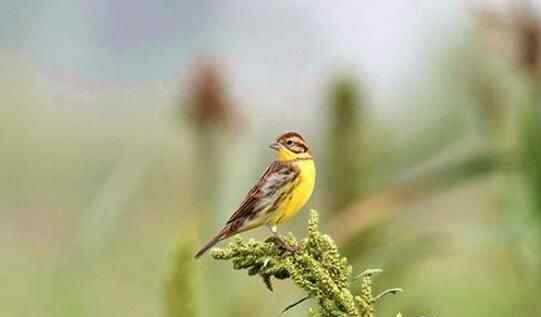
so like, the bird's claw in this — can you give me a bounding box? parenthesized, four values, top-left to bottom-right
(266, 236, 298, 256)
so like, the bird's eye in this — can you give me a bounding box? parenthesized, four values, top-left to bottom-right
(286, 140, 293, 146)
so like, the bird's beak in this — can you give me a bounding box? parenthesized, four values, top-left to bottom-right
(269, 141, 281, 151)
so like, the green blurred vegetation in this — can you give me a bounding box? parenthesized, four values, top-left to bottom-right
(325, 77, 367, 212)
(166, 239, 198, 317)
(4, 4, 541, 317)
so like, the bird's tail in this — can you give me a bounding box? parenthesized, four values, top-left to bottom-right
(194, 226, 230, 259)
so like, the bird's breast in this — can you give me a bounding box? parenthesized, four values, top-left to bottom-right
(274, 159, 316, 224)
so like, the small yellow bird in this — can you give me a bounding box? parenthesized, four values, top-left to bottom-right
(195, 131, 316, 258)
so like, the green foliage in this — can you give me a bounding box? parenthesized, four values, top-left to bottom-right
(166, 240, 197, 317)
(211, 210, 402, 317)
(326, 77, 367, 211)
(520, 83, 541, 217)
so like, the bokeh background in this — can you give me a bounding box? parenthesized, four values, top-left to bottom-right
(3, 0, 541, 316)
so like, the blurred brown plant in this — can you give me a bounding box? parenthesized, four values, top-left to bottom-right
(183, 60, 241, 211)
(473, 1, 541, 222)
(186, 61, 239, 131)
(472, 1, 541, 74)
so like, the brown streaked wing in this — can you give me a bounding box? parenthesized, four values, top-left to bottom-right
(226, 160, 299, 225)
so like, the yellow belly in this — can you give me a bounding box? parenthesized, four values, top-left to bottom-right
(271, 159, 316, 224)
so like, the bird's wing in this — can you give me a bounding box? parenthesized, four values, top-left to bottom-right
(226, 160, 299, 227)
(195, 161, 299, 258)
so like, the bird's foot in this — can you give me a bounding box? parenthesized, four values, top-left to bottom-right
(266, 236, 298, 255)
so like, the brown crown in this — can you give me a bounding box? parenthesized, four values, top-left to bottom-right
(277, 131, 305, 142)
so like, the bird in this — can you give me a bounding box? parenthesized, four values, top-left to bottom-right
(195, 131, 316, 258)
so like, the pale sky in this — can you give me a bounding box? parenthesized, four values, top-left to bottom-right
(1, 0, 536, 124)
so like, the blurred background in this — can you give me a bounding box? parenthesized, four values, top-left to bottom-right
(3, 0, 541, 316)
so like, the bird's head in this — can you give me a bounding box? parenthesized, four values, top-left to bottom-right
(270, 131, 312, 161)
